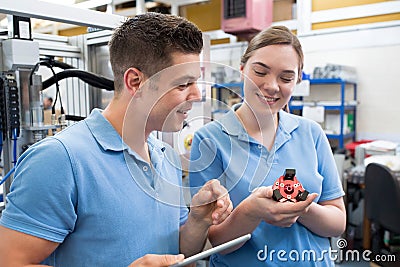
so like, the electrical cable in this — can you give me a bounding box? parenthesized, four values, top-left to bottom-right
(48, 59, 75, 70)
(39, 61, 64, 115)
(28, 59, 114, 124)
(42, 69, 114, 91)
(65, 115, 86, 121)
(28, 62, 41, 87)
(0, 166, 16, 186)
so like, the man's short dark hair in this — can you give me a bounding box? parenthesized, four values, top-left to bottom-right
(109, 12, 203, 93)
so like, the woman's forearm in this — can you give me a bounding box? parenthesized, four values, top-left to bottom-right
(298, 198, 346, 237)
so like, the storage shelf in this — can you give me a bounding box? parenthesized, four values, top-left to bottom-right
(212, 83, 244, 118)
(212, 82, 243, 89)
(289, 78, 357, 149)
(326, 132, 355, 140)
(289, 105, 356, 111)
(309, 78, 356, 85)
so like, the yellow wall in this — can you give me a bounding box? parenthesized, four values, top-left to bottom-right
(181, 0, 221, 31)
(312, 0, 400, 30)
(313, 13, 400, 30)
(59, 26, 87, 36)
(312, 0, 391, 11)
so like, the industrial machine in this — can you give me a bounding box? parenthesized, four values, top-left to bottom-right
(0, 17, 117, 204)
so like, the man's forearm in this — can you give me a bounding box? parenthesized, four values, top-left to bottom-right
(207, 201, 260, 254)
(179, 214, 210, 257)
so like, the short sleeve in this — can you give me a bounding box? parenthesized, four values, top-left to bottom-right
(0, 137, 78, 242)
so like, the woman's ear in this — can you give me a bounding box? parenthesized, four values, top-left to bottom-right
(240, 64, 244, 80)
(124, 68, 144, 97)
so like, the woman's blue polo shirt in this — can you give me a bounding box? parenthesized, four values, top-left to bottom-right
(189, 105, 345, 267)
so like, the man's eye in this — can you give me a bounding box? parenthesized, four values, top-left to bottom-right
(178, 82, 195, 89)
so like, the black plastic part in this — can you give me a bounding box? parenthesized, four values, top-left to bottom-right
(296, 190, 309, 201)
(273, 189, 283, 201)
(284, 169, 296, 180)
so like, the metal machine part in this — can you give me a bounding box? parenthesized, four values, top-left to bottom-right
(0, 1, 122, 210)
(0, 34, 76, 201)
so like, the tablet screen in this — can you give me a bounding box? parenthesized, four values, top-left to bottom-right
(170, 233, 251, 267)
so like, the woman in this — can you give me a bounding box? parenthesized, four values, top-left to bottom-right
(189, 26, 346, 266)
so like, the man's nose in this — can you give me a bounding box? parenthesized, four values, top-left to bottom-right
(188, 83, 202, 102)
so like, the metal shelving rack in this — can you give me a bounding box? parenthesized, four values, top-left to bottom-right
(289, 78, 357, 149)
(211, 82, 244, 115)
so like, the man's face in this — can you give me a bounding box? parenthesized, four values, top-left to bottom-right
(43, 98, 51, 109)
(145, 52, 202, 132)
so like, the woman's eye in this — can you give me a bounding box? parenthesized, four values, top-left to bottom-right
(253, 68, 267, 76)
(281, 77, 294, 83)
(254, 70, 266, 76)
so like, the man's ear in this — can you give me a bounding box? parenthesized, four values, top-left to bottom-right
(124, 68, 144, 97)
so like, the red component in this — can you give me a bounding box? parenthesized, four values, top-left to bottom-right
(272, 169, 309, 203)
(344, 139, 373, 158)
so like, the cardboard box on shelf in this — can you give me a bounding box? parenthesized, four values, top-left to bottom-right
(273, 0, 295, 22)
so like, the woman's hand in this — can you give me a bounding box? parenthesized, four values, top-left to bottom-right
(243, 186, 318, 227)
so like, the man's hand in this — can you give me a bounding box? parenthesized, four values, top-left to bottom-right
(190, 179, 233, 226)
(179, 180, 232, 257)
(128, 254, 184, 267)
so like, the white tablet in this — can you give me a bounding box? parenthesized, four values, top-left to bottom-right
(170, 233, 251, 267)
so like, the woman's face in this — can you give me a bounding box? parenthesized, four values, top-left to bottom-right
(241, 44, 299, 116)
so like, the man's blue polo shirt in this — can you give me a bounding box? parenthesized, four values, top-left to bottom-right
(189, 105, 345, 266)
(0, 109, 188, 266)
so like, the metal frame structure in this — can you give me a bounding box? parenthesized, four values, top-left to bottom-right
(0, 1, 124, 206)
(0, 35, 90, 200)
(0, 0, 124, 30)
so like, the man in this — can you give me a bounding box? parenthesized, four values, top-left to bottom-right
(0, 13, 232, 266)
(43, 96, 53, 110)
